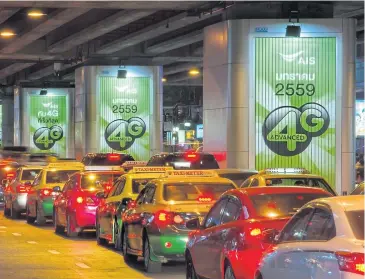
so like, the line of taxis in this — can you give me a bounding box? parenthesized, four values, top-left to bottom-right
(1, 152, 364, 279)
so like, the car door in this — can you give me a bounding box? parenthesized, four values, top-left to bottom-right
(260, 207, 315, 279)
(191, 197, 229, 278)
(63, 177, 77, 220)
(56, 180, 71, 226)
(28, 170, 43, 216)
(105, 178, 126, 236)
(98, 181, 119, 231)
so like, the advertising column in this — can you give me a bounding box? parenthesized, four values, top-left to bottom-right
(29, 95, 68, 156)
(255, 37, 336, 188)
(99, 76, 151, 160)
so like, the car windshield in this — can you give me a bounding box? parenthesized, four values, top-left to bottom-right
(265, 177, 334, 194)
(83, 154, 133, 166)
(346, 210, 364, 240)
(81, 173, 122, 189)
(219, 172, 256, 186)
(163, 183, 234, 201)
(132, 179, 152, 193)
(250, 193, 329, 218)
(172, 155, 219, 170)
(46, 170, 79, 184)
(21, 169, 41, 181)
(351, 183, 364, 195)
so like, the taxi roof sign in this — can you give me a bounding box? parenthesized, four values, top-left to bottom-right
(261, 168, 310, 174)
(164, 170, 219, 177)
(131, 166, 174, 173)
(46, 162, 84, 169)
(122, 161, 148, 166)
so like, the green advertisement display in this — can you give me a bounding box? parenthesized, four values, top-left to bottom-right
(29, 95, 67, 156)
(99, 76, 150, 160)
(0, 104, 2, 146)
(255, 37, 336, 187)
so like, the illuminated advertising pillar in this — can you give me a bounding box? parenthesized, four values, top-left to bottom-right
(19, 88, 74, 157)
(75, 66, 163, 161)
(203, 19, 356, 193)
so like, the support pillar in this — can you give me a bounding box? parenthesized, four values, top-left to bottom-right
(2, 88, 14, 147)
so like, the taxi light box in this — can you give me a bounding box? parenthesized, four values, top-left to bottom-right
(255, 37, 336, 188)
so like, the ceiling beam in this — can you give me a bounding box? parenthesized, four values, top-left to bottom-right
(357, 19, 364, 32)
(334, 8, 364, 18)
(1, 8, 90, 54)
(48, 10, 155, 53)
(0, 63, 35, 79)
(146, 30, 204, 54)
(0, 1, 201, 10)
(0, 8, 19, 25)
(152, 56, 202, 65)
(164, 62, 203, 75)
(96, 12, 219, 55)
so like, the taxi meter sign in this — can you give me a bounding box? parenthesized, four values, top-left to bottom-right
(47, 162, 84, 169)
(165, 170, 218, 177)
(132, 167, 173, 173)
(122, 161, 147, 167)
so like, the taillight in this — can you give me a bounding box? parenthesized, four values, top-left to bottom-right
(40, 188, 52, 197)
(75, 195, 96, 206)
(197, 195, 213, 202)
(335, 252, 364, 275)
(250, 228, 262, 236)
(76, 197, 83, 204)
(16, 185, 31, 193)
(154, 210, 184, 227)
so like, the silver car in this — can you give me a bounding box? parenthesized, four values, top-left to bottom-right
(4, 166, 43, 219)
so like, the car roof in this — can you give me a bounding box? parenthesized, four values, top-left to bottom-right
(313, 195, 364, 211)
(21, 166, 44, 170)
(80, 170, 123, 175)
(238, 186, 331, 196)
(214, 169, 258, 174)
(123, 172, 167, 179)
(156, 176, 235, 185)
(259, 173, 324, 179)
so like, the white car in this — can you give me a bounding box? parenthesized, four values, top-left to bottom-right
(256, 195, 364, 279)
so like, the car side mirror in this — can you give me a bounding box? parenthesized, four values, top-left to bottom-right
(262, 228, 280, 244)
(121, 197, 132, 206)
(52, 186, 61, 192)
(96, 191, 105, 199)
(186, 218, 200, 230)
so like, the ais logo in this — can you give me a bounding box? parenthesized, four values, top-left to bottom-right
(263, 103, 329, 156)
(104, 117, 146, 151)
(278, 51, 315, 65)
(33, 125, 63, 150)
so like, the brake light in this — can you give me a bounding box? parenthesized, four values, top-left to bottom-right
(16, 185, 31, 193)
(183, 151, 199, 162)
(40, 188, 52, 197)
(335, 252, 364, 275)
(107, 154, 120, 161)
(75, 195, 96, 206)
(250, 228, 262, 236)
(198, 196, 213, 202)
(76, 197, 83, 204)
(154, 210, 184, 226)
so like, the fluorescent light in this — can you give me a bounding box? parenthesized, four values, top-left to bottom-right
(162, 78, 167, 82)
(184, 122, 191, 127)
(28, 11, 47, 18)
(0, 31, 15, 37)
(189, 69, 200, 76)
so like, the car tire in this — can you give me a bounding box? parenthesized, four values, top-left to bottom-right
(10, 203, 20, 219)
(114, 220, 122, 251)
(26, 204, 35, 224)
(224, 263, 236, 279)
(35, 203, 46, 226)
(96, 221, 107, 245)
(122, 227, 137, 262)
(186, 252, 199, 279)
(4, 203, 10, 217)
(66, 214, 78, 238)
(53, 210, 64, 234)
(143, 236, 162, 273)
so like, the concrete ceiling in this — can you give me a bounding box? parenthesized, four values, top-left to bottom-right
(0, 1, 360, 89)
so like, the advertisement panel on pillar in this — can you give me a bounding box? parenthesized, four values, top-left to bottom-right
(29, 95, 67, 157)
(99, 77, 150, 160)
(255, 37, 336, 188)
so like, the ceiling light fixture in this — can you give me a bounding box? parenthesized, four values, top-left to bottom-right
(189, 69, 200, 76)
(28, 11, 47, 18)
(117, 69, 127, 79)
(40, 88, 48, 95)
(162, 78, 167, 82)
(286, 4, 301, 37)
(0, 31, 16, 38)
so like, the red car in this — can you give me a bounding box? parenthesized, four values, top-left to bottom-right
(185, 186, 333, 279)
(53, 171, 122, 237)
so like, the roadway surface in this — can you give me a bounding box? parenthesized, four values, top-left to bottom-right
(0, 212, 185, 279)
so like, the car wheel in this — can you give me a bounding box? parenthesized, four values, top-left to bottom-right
(96, 221, 107, 245)
(53, 210, 64, 234)
(66, 214, 78, 237)
(224, 263, 236, 279)
(35, 203, 46, 226)
(143, 236, 162, 273)
(4, 202, 10, 217)
(10, 203, 20, 219)
(186, 252, 199, 279)
(26, 204, 35, 224)
(114, 220, 122, 250)
(122, 227, 137, 262)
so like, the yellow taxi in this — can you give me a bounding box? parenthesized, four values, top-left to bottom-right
(121, 170, 237, 272)
(96, 166, 173, 249)
(25, 162, 84, 225)
(240, 168, 337, 195)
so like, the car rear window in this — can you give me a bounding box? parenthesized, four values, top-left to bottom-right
(172, 154, 219, 170)
(132, 179, 152, 193)
(265, 178, 334, 194)
(351, 184, 364, 195)
(83, 154, 134, 166)
(346, 210, 364, 240)
(22, 169, 41, 181)
(46, 170, 80, 184)
(81, 173, 122, 189)
(163, 183, 234, 201)
(250, 193, 329, 218)
(219, 172, 256, 186)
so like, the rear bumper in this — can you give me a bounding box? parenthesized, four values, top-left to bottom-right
(75, 206, 97, 229)
(40, 198, 54, 217)
(12, 193, 27, 211)
(149, 234, 189, 262)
